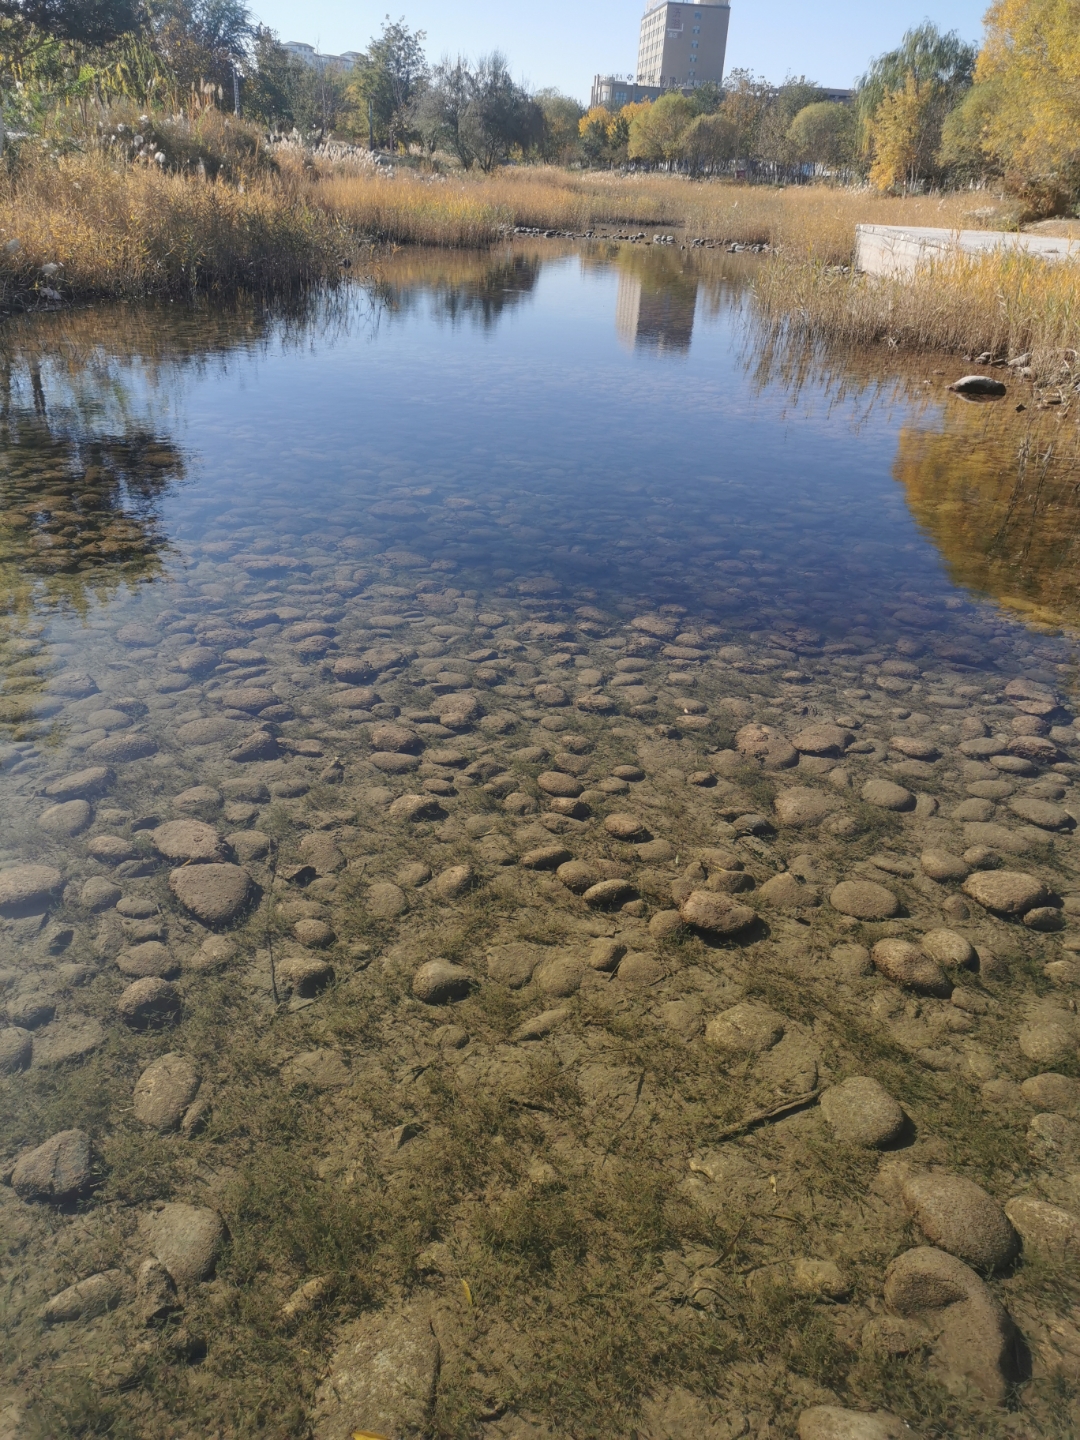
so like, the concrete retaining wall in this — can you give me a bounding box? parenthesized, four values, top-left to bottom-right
(855, 224, 1080, 279)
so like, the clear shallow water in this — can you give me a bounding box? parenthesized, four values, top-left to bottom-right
(3, 242, 1080, 1439)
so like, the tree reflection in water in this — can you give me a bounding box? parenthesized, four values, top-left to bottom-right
(745, 319, 1080, 633)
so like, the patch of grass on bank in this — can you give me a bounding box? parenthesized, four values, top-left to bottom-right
(754, 246, 1080, 384)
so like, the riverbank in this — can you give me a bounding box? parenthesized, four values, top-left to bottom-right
(1, 154, 1075, 390)
(0, 153, 1001, 301)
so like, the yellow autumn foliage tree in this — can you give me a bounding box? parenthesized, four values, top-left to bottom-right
(975, 0, 1080, 209)
(868, 74, 932, 190)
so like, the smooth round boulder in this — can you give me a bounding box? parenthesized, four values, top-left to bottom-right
(79, 876, 121, 912)
(86, 734, 156, 763)
(758, 872, 820, 910)
(366, 882, 407, 919)
(1010, 797, 1073, 831)
(537, 770, 582, 798)
(44, 766, 113, 801)
(117, 941, 179, 979)
(797, 1407, 909, 1440)
(169, 863, 253, 927)
(294, 918, 335, 948)
(603, 813, 646, 840)
(556, 860, 599, 894)
(1004, 1196, 1080, 1261)
(432, 865, 473, 901)
(901, 1170, 1019, 1272)
(830, 880, 900, 921)
(860, 779, 915, 811)
(0, 1026, 33, 1074)
(1018, 1018, 1076, 1067)
(412, 961, 474, 1004)
(11, 1129, 96, 1203)
(133, 1053, 200, 1131)
(872, 939, 952, 997)
(370, 723, 421, 754)
(963, 870, 1050, 915)
(920, 928, 977, 969)
(705, 1003, 786, 1053)
(791, 724, 853, 756)
(0, 864, 63, 917)
(920, 849, 970, 883)
(1020, 1072, 1080, 1115)
(583, 878, 637, 909)
(819, 1076, 906, 1148)
(172, 785, 222, 812)
(679, 889, 756, 937)
(117, 977, 181, 1028)
(39, 799, 92, 837)
(774, 787, 833, 827)
(152, 820, 227, 864)
(140, 1203, 225, 1284)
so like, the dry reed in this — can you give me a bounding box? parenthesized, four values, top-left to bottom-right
(0, 150, 1073, 377)
(755, 248, 1080, 380)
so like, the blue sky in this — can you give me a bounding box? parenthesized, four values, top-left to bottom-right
(248, 0, 989, 103)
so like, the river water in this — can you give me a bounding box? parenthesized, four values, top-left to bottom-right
(1, 243, 1078, 1439)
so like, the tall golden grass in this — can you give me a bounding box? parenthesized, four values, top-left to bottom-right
(755, 247, 1079, 380)
(0, 150, 1012, 300)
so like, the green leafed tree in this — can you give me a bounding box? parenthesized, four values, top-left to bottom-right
(628, 90, 692, 164)
(535, 87, 583, 164)
(348, 15, 427, 150)
(0, 0, 143, 45)
(787, 101, 855, 168)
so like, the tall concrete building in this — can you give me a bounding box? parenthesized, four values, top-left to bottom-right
(636, 0, 730, 90)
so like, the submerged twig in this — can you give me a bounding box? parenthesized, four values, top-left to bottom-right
(712, 1088, 822, 1144)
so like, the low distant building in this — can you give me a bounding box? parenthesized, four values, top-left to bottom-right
(284, 42, 363, 72)
(591, 76, 662, 109)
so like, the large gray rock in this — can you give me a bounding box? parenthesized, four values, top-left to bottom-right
(169, 863, 253, 927)
(117, 977, 181, 1028)
(861, 779, 915, 811)
(901, 1171, 1018, 1272)
(152, 820, 227, 863)
(39, 799, 92, 836)
(0, 1026, 32, 1074)
(0, 864, 63, 917)
(819, 1077, 906, 1148)
(1005, 1196, 1080, 1262)
(11, 1129, 97, 1203)
(679, 889, 755, 937)
(962, 870, 1049, 915)
(705, 1003, 786, 1053)
(774, 787, 834, 826)
(312, 1304, 440, 1440)
(872, 939, 951, 997)
(412, 961, 473, 1004)
(139, 1202, 226, 1283)
(883, 1245, 1024, 1403)
(830, 881, 900, 921)
(133, 1053, 200, 1131)
(1020, 1072, 1080, 1115)
(44, 765, 113, 800)
(797, 1408, 909, 1440)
